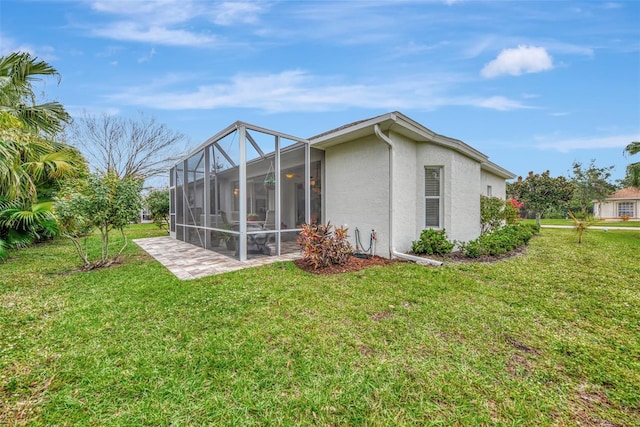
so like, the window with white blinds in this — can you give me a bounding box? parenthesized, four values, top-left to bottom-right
(424, 166, 443, 228)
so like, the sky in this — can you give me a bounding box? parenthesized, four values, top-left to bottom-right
(1, 0, 639, 187)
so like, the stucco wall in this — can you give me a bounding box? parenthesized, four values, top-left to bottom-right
(414, 140, 481, 246)
(481, 171, 507, 198)
(324, 131, 502, 258)
(388, 131, 418, 254)
(324, 135, 391, 257)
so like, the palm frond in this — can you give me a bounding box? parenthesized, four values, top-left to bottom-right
(0, 52, 69, 135)
(0, 200, 55, 228)
(5, 227, 34, 248)
(0, 238, 7, 260)
(624, 141, 640, 157)
(625, 161, 640, 188)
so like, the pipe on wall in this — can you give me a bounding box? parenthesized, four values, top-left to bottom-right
(373, 124, 443, 267)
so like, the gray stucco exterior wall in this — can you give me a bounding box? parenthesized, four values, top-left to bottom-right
(481, 170, 508, 199)
(323, 130, 500, 257)
(324, 135, 392, 257)
(414, 137, 481, 245)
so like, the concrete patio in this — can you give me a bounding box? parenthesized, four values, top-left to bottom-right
(134, 236, 300, 280)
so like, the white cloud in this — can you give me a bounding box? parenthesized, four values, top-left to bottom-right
(473, 96, 530, 111)
(92, 22, 218, 47)
(138, 47, 156, 63)
(463, 37, 497, 59)
(0, 33, 57, 60)
(92, 0, 267, 26)
(210, 2, 266, 25)
(544, 41, 593, 57)
(481, 45, 553, 78)
(536, 134, 640, 152)
(91, 0, 199, 25)
(390, 40, 449, 58)
(105, 70, 530, 113)
(87, 0, 267, 46)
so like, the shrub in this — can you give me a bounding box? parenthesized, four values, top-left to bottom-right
(55, 172, 143, 269)
(505, 199, 523, 224)
(480, 196, 523, 234)
(460, 223, 538, 258)
(480, 196, 505, 233)
(146, 189, 170, 230)
(297, 222, 352, 269)
(411, 228, 454, 256)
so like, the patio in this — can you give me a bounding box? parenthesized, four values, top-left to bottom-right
(134, 236, 301, 280)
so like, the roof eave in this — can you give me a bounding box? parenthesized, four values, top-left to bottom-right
(481, 161, 517, 179)
(309, 111, 493, 165)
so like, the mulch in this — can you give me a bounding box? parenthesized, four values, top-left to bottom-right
(293, 246, 528, 275)
(293, 255, 403, 274)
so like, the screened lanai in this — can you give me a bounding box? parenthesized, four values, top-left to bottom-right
(169, 122, 324, 261)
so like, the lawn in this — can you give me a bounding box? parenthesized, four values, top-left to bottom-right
(1, 224, 639, 426)
(525, 218, 640, 227)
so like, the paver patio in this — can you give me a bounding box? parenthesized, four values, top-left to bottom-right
(134, 236, 300, 280)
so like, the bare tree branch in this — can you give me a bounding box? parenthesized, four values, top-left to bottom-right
(69, 111, 188, 180)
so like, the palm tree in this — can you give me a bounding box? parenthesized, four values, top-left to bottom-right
(624, 141, 640, 188)
(1, 113, 83, 201)
(0, 52, 83, 256)
(0, 51, 70, 135)
(0, 118, 85, 252)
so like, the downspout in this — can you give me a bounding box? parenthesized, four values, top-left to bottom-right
(373, 124, 442, 266)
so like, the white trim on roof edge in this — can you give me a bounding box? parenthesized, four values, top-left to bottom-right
(309, 111, 515, 179)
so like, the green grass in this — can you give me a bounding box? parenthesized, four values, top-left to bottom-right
(1, 225, 639, 426)
(524, 218, 640, 227)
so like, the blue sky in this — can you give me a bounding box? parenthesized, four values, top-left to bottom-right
(2, 0, 639, 185)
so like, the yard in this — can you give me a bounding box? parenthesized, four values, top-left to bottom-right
(1, 225, 639, 426)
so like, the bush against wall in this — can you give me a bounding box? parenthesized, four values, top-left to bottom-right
(480, 196, 522, 234)
(297, 222, 352, 269)
(411, 228, 455, 256)
(459, 223, 539, 258)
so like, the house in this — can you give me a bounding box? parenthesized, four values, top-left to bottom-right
(593, 187, 640, 220)
(169, 111, 515, 262)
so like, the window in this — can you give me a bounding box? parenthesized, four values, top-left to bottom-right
(487, 185, 493, 197)
(618, 202, 634, 217)
(425, 166, 443, 228)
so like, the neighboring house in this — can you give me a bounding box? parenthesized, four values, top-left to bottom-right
(169, 111, 515, 261)
(593, 187, 640, 220)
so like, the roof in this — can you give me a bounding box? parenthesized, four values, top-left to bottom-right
(309, 111, 516, 179)
(605, 187, 640, 200)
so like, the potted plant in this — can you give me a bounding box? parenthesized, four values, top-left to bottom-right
(264, 176, 276, 190)
(220, 224, 236, 251)
(264, 162, 276, 190)
(209, 230, 221, 247)
(247, 213, 260, 221)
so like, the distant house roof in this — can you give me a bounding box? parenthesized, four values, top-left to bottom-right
(605, 187, 640, 200)
(309, 111, 515, 179)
